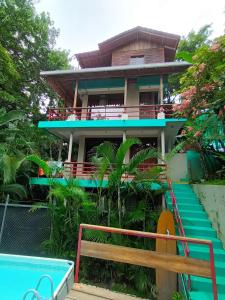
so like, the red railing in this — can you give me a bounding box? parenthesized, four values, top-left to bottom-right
(61, 161, 167, 179)
(167, 178, 192, 292)
(75, 224, 218, 300)
(47, 104, 174, 121)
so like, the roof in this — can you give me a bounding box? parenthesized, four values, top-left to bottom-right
(41, 61, 190, 103)
(76, 26, 180, 68)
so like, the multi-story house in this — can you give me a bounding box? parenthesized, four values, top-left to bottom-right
(31, 26, 190, 187)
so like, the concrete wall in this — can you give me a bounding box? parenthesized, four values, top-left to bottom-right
(193, 184, 225, 248)
(166, 153, 188, 182)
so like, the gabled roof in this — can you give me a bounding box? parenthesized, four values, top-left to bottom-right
(76, 26, 180, 68)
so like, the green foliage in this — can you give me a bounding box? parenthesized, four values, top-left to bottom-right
(172, 291, 186, 300)
(92, 138, 163, 227)
(168, 24, 212, 98)
(0, 0, 71, 114)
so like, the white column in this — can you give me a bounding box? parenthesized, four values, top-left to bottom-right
(77, 136, 85, 164)
(73, 80, 78, 108)
(81, 94, 88, 120)
(160, 75, 164, 104)
(57, 142, 62, 161)
(161, 129, 165, 160)
(77, 136, 85, 177)
(124, 78, 128, 106)
(67, 133, 73, 162)
(123, 131, 129, 164)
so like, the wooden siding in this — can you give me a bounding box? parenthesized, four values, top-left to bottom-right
(112, 48, 165, 66)
(111, 40, 165, 66)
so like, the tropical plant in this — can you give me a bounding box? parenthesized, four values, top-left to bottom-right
(44, 179, 92, 257)
(0, 0, 71, 115)
(92, 138, 164, 227)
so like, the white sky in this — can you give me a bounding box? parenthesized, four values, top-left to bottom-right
(35, 0, 225, 59)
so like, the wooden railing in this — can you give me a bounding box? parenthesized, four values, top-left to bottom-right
(47, 104, 174, 121)
(75, 224, 218, 300)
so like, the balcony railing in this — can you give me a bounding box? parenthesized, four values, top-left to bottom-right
(47, 104, 174, 121)
(38, 162, 167, 180)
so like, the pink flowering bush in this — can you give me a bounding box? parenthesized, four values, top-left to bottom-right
(175, 35, 225, 128)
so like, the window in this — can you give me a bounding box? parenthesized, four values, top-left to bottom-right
(130, 55, 145, 65)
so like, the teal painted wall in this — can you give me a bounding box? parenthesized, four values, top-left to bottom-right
(38, 118, 186, 129)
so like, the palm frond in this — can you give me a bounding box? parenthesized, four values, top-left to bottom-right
(96, 141, 116, 164)
(1, 154, 25, 184)
(126, 148, 158, 173)
(0, 110, 24, 127)
(115, 138, 140, 166)
(26, 154, 52, 177)
(0, 183, 27, 199)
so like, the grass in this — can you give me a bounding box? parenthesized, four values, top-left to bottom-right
(201, 179, 225, 185)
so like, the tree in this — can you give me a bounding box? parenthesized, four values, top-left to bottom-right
(173, 34, 225, 180)
(92, 138, 163, 227)
(0, 0, 71, 115)
(168, 25, 212, 101)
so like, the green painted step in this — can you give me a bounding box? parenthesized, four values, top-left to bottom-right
(190, 291, 225, 300)
(167, 202, 204, 211)
(179, 210, 208, 219)
(181, 217, 211, 227)
(178, 244, 225, 260)
(189, 235, 223, 249)
(188, 275, 225, 294)
(184, 226, 217, 238)
(165, 183, 225, 300)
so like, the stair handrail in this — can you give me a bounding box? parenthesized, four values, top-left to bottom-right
(167, 178, 190, 256)
(167, 178, 191, 292)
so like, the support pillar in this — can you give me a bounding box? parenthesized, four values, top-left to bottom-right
(123, 131, 129, 164)
(67, 133, 73, 162)
(124, 78, 128, 106)
(73, 80, 78, 108)
(81, 94, 88, 120)
(160, 75, 164, 105)
(161, 129, 165, 161)
(77, 136, 85, 177)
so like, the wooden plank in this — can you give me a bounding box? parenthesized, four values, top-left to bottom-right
(68, 283, 146, 300)
(80, 240, 211, 278)
(156, 210, 177, 300)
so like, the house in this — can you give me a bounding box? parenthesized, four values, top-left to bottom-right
(31, 26, 190, 187)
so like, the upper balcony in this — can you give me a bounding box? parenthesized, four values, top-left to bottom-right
(47, 104, 174, 121)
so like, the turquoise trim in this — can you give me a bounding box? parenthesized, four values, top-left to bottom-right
(30, 177, 108, 188)
(39, 118, 186, 129)
(30, 177, 163, 190)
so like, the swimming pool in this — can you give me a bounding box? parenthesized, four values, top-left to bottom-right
(0, 253, 74, 300)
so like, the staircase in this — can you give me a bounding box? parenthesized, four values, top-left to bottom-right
(165, 183, 225, 300)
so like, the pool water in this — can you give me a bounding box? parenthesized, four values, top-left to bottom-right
(0, 253, 74, 300)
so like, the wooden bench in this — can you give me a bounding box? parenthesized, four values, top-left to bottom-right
(66, 224, 217, 300)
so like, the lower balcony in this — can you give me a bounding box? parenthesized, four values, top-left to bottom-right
(47, 104, 174, 121)
(30, 162, 167, 188)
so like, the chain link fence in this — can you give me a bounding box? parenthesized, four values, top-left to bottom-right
(0, 201, 50, 256)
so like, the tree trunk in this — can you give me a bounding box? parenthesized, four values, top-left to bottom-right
(118, 186, 121, 227)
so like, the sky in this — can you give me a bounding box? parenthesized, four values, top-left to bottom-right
(35, 0, 225, 63)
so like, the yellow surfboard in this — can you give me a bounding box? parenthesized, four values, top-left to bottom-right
(156, 210, 177, 300)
